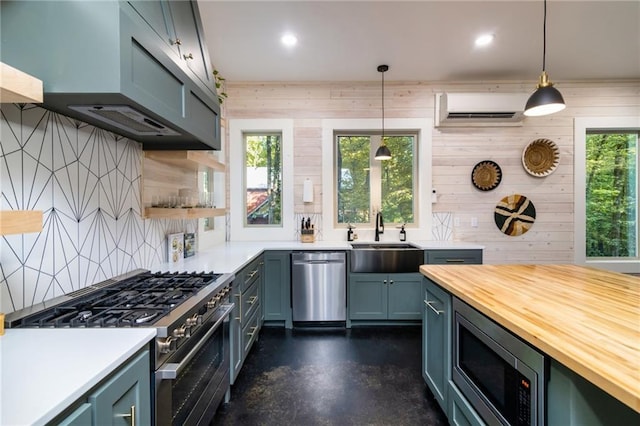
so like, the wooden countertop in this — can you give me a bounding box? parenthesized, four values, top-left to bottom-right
(419, 264, 640, 413)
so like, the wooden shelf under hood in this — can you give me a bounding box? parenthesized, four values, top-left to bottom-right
(0, 62, 43, 104)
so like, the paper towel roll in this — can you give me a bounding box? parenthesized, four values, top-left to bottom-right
(303, 179, 313, 203)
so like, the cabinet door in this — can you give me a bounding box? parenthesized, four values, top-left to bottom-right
(349, 274, 387, 320)
(90, 350, 151, 426)
(127, 0, 178, 54)
(263, 251, 292, 327)
(423, 278, 452, 414)
(167, 0, 214, 91)
(387, 273, 423, 320)
(448, 381, 486, 426)
(58, 403, 92, 426)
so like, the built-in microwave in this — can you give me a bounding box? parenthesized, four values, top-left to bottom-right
(452, 297, 548, 426)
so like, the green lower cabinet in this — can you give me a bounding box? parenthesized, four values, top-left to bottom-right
(57, 403, 93, 426)
(448, 381, 486, 426)
(547, 360, 640, 425)
(263, 251, 292, 328)
(349, 273, 422, 321)
(89, 350, 151, 425)
(422, 278, 451, 414)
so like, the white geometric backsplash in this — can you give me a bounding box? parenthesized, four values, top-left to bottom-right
(1, 104, 194, 313)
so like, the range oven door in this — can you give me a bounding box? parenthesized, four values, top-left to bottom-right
(452, 297, 545, 426)
(155, 304, 233, 426)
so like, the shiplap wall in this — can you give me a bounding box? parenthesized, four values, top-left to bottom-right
(222, 80, 640, 264)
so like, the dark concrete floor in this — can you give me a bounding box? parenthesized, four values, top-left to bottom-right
(212, 325, 448, 425)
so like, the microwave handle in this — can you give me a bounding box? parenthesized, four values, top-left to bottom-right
(424, 299, 444, 315)
(157, 303, 234, 380)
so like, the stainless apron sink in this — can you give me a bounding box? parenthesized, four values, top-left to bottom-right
(350, 243, 424, 273)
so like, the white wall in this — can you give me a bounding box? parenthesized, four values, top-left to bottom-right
(222, 80, 640, 264)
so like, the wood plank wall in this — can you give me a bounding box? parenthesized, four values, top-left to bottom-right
(222, 80, 640, 264)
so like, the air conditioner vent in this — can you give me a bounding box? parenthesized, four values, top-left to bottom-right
(435, 93, 529, 127)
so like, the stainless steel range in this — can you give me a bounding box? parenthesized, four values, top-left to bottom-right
(5, 269, 235, 426)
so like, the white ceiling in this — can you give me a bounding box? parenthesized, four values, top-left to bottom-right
(197, 0, 640, 83)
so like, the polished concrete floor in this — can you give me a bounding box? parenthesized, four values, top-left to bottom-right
(212, 325, 448, 425)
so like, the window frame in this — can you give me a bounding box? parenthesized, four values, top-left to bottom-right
(322, 118, 432, 241)
(574, 116, 640, 273)
(334, 131, 419, 228)
(229, 119, 294, 241)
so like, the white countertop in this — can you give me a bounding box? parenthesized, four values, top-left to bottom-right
(152, 240, 484, 274)
(0, 328, 156, 425)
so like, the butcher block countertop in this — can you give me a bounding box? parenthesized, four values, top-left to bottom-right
(419, 264, 640, 413)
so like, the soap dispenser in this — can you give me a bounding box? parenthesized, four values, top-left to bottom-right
(347, 225, 354, 242)
(399, 224, 406, 241)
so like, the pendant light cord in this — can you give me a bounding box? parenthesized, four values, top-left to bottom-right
(381, 68, 385, 140)
(542, 0, 547, 72)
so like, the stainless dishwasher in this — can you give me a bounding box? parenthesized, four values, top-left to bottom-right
(291, 251, 347, 322)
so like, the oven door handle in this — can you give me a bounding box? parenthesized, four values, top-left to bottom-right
(157, 303, 234, 380)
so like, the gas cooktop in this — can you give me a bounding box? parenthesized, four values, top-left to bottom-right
(7, 271, 224, 328)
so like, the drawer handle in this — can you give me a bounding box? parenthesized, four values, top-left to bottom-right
(183, 53, 194, 60)
(383, 279, 387, 285)
(170, 38, 182, 46)
(247, 269, 258, 279)
(247, 326, 258, 339)
(248, 296, 258, 305)
(119, 405, 135, 426)
(424, 300, 444, 315)
(389, 280, 394, 285)
(445, 259, 465, 263)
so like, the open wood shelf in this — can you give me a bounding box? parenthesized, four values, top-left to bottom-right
(0, 210, 43, 235)
(143, 207, 226, 220)
(144, 150, 226, 172)
(0, 62, 43, 104)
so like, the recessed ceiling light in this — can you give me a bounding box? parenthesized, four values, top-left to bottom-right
(475, 34, 495, 47)
(281, 33, 298, 47)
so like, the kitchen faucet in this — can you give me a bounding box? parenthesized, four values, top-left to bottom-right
(375, 211, 384, 241)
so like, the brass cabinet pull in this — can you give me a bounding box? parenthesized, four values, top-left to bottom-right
(383, 279, 387, 285)
(120, 405, 135, 426)
(445, 259, 465, 263)
(389, 280, 394, 285)
(424, 300, 444, 315)
(235, 294, 242, 321)
(247, 326, 258, 339)
(248, 296, 258, 305)
(170, 38, 182, 46)
(183, 53, 194, 60)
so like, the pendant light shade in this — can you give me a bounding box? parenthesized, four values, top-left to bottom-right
(524, 0, 565, 117)
(375, 64, 391, 161)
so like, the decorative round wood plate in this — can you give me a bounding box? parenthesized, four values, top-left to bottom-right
(494, 194, 536, 236)
(471, 160, 502, 191)
(522, 138, 560, 177)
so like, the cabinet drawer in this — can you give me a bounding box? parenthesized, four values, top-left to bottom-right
(242, 279, 260, 323)
(448, 381, 486, 426)
(241, 308, 260, 359)
(426, 250, 482, 265)
(241, 257, 262, 293)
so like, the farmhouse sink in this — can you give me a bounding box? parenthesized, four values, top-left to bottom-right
(350, 242, 424, 273)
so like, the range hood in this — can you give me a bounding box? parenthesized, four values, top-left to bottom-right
(0, 0, 221, 151)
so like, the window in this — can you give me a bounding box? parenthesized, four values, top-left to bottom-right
(335, 132, 417, 226)
(575, 117, 640, 273)
(244, 132, 282, 226)
(585, 131, 638, 258)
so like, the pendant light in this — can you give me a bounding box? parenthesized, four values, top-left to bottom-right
(524, 0, 566, 117)
(374, 64, 392, 160)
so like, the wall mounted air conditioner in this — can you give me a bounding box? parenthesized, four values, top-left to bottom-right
(435, 93, 530, 127)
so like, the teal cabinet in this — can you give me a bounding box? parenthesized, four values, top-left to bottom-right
(448, 381, 486, 426)
(230, 255, 263, 384)
(263, 251, 292, 328)
(57, 403, 92, 426)
(0, 0, 220, 150)
(425, 249, 483, 265)
(547, 360, 640, 426)
(349, 273, 422, 321)
(422, 278, 452, 414)
(89, 350, 151, 425)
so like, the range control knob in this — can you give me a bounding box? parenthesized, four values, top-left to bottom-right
(207, 298, 217, 309)
(158, 336, 175, 354)
(172, 325, 186, 338)
(185, 314, 201, 327)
